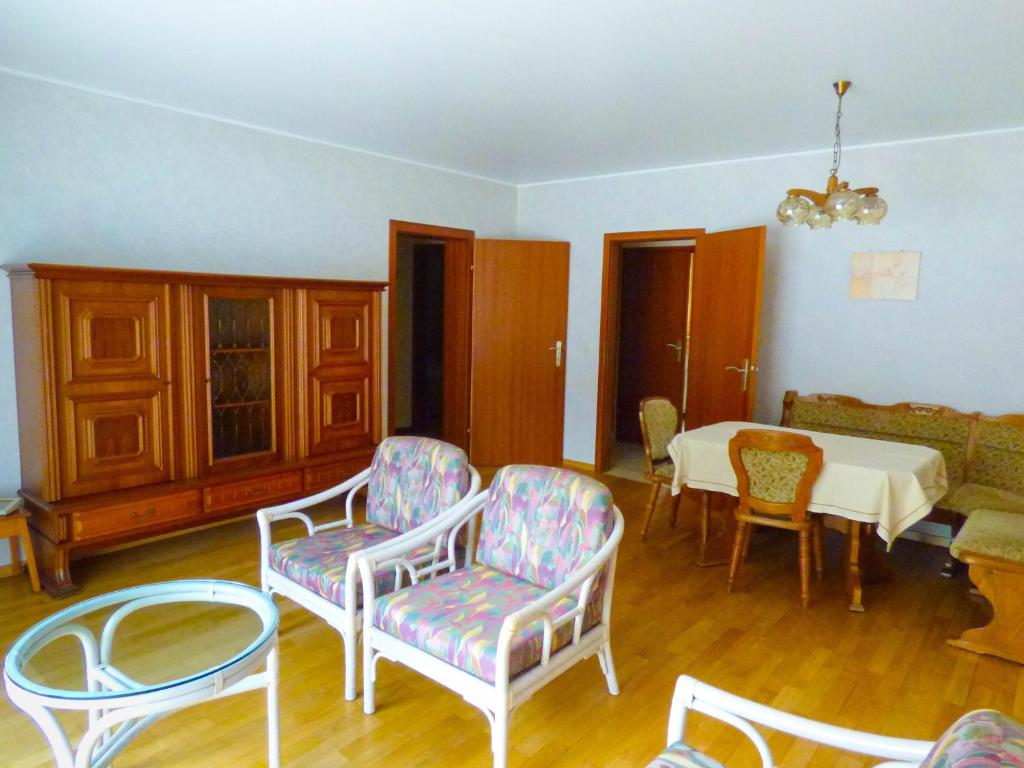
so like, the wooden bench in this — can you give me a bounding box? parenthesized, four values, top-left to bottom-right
(781, 391, 1024, 574)
(947, 508, 1024, 665)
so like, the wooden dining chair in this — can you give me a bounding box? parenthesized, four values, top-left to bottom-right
(639, 397, 684, 541)
(727, 429, 825, 607)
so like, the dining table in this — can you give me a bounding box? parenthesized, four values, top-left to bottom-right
(668, 421, 949, 611)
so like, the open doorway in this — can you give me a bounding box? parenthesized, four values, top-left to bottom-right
(393, 236, 446, 436)
(595, 227, 766, 474)
(388, 220, 474, 450)
(610, 241, 694, 478)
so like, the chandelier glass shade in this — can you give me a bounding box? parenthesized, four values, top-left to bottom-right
(776, 81, 887, 229)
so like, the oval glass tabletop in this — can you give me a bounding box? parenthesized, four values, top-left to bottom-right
(4, 580, 278, 702)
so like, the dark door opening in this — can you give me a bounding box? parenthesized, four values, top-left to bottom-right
(394, 236, 446, 438)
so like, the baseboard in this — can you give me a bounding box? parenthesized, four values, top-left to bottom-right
(562, 459, 596, 473)
(0, 561, 23, 579)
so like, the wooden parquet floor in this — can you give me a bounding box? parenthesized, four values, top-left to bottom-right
(2, 472, 1022, 767)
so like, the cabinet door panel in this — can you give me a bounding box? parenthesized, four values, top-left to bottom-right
(194, 286, 286, 473)
(53, 280, 173, 498)
(305, 289, 378, 456)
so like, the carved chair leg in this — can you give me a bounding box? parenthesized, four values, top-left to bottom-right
(798, 528, 811, 608)
(640, 482, 661, 541)
(740, 521, 752, 565)
(812, 517, 824, 581)
(670, 489, 681, 529)
(727, 520, 747, 593)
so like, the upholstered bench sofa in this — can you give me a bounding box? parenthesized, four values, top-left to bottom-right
(947, 507, 1024, 666)
(648, 675, 1024, 768)
(781, 391, 1024, 573)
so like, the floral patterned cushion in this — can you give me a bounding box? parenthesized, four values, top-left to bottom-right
(269, 524, 437, 607)
(646, 743, 725, 768)
(942, 483, 1024, 518)
(373, 563, 600, 683)
(950, 509, 1024, 563)
(366, 436, 471, 533)
(921, 709, 1024, 767)
(642, 398, 679, 462)
(475, 465, 615, 590)
(972, 420, 1024, 496)
(738, 446, 810, 504)
(789, 400, 972, 486)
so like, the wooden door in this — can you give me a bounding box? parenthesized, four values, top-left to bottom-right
(470, 240, 569, 466)
(304, 287, 380, 456)
(53, 279, 175, 498)
(685, 226, 766, 430)
(441, 237, 473, 450)
(615, 246, 691, 443)
(193, 285, 286, 474)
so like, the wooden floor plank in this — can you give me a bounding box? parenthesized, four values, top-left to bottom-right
(1, 472, 1020, 767)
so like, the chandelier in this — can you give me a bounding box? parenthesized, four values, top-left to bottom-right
(776, 81, 887, 229)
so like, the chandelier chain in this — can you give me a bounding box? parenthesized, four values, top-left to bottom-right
(831, 92, 843, 178)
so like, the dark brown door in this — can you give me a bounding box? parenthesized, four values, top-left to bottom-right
(615, 246, 691, 443)
(685, 226, 766, 430)
(470, 239, 570, 466)
(53, 279, 175, 497)
(441, 238, 473, 450)
(193, 285, 286, 474)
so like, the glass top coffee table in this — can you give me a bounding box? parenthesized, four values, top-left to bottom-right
(3, 580, 280, 768)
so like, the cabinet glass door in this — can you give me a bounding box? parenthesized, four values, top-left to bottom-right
(207, 298, 274, 461)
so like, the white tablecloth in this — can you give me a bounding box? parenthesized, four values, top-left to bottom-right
(668, 421, 948, 544)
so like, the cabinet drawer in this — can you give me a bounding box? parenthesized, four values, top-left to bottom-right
(204, 471, 303, 513)
(304, 459, 366, 492)
(72, 491, 202, 541)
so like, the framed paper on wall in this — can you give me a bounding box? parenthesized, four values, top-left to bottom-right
(849, 251, 920, 301)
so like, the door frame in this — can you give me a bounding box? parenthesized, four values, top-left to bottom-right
(387, 219, 475, 439)
(594, 228, 705, 473)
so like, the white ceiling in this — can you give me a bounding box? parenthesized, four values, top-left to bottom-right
(2, 1, 1023, 184)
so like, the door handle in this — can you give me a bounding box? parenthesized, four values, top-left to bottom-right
(724, 358, 759, 392)
(666, 340, 684, 363)
(548, 340, 563, 368)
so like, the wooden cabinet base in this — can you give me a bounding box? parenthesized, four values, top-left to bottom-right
(21, 452, 371, 597)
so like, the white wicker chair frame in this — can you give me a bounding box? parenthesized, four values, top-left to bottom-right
(257, 462, 481, 701)
(359, 488, 625, 768)
(666, 675, 936, 768)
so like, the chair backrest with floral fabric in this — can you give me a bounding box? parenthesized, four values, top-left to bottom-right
(640, 397, 679, 470)
(728, 429, 823, 521)
(365, 436, 472, 533)
(475, 465, 615, 590)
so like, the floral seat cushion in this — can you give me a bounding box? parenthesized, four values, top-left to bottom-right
(646, 743, 724, 768)
(270, 524, 437, 608)
(373, 563, 600, 683)
(921, 709, 1024, 767)
(950, 509, 1024, 563)
(942, 483, 1024, 518)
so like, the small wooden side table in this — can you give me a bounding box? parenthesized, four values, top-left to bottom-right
(0, 509, 41, 592)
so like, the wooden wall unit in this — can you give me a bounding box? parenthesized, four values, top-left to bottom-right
(5, 264, 385, 596)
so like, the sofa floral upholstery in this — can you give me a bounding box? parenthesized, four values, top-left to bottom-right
(950, 509, 1024, 563)
(645, 744, 725, 768)
(371, 465, 615, 683)
(738, 446, 809, 504)
(943, 484, 1024, 518)
(373, 562, 600, 683)
(943, 418, 1024, 517)
(920, 709, 1024, 768)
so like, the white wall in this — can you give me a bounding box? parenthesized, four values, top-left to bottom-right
(0, 72, 517, 565)
(517, 130, 1024, 463)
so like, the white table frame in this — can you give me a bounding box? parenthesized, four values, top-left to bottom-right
(4, 580, 280, 768)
